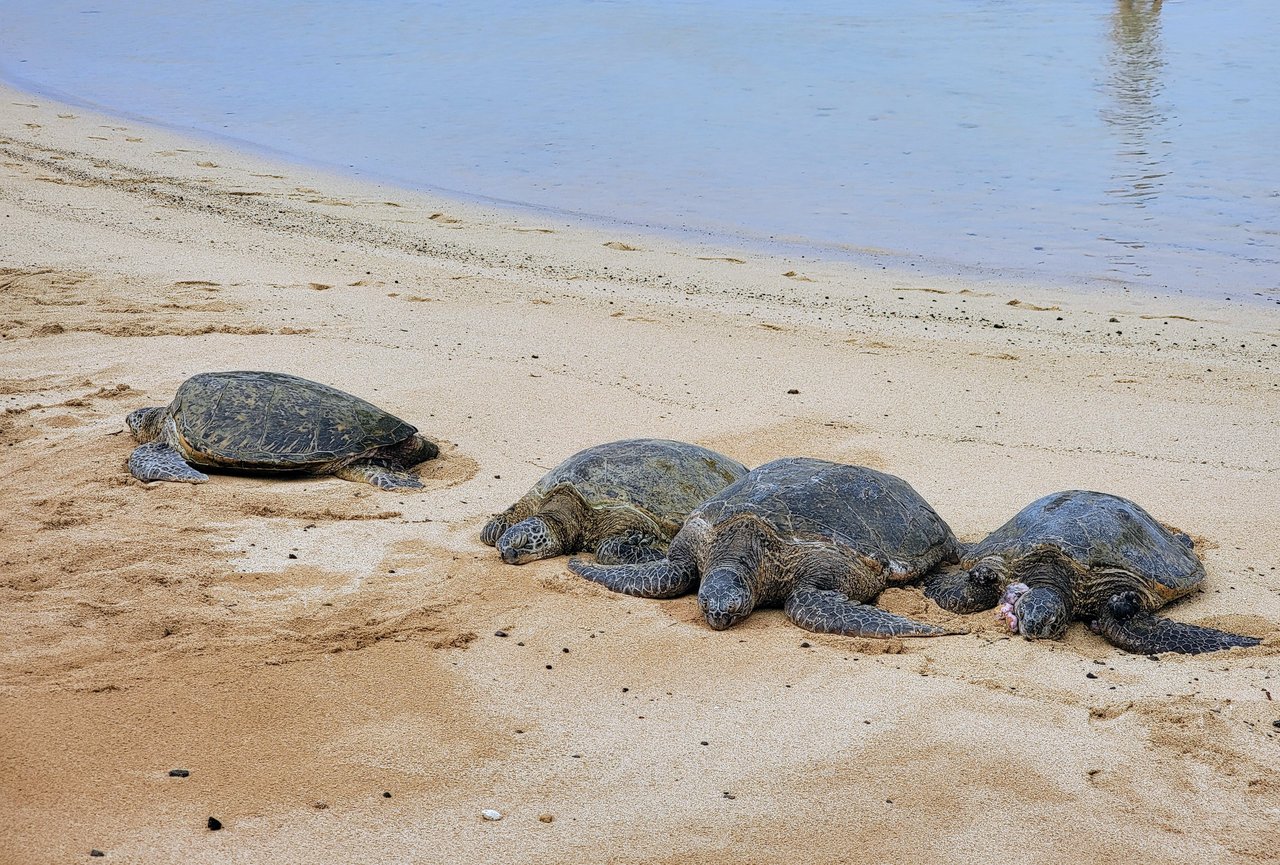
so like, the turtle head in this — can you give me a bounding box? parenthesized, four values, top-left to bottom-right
(998, 583, 1071, 640)
(497, 516, 565, 565)
(698, 567, 755, 630)
(399, 433, 440, 467)
(924, 562, 1003, 613)
(125, 407, 166, 442)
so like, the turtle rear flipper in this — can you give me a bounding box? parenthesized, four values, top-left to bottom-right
(128, 442, 209, 484)
(1091, 609, 1260, 654)
(568, 556, 697, 598)
(785, 588, 959, 638)
(334, 460, 424, 490)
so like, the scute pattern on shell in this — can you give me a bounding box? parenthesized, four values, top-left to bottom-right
(694, 457, 955, 562)
(530, 438, 749, 533)
(173, 370, 417, 467)
(964, 490, 1204, 592)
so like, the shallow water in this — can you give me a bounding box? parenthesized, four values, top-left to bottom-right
(2, 0, 1278, 298)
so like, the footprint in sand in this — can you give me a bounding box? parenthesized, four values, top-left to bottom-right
(429, 213, 463, 225)
(1139, 314, 1197, 321)
(196, 161, 219, 168)
(603, 241, 640, 251)
(783, 271, 815, 282)
(697, 256, 746, 264)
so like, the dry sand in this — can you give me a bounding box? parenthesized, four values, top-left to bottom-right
(1, 83, 1278, 864)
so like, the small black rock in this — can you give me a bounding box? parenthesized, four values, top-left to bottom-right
(786, 388, 800, 395)
(1272, 719, 1280, 728)
(168, 768, 190, 777)
(207, 817, 222, 831)
(90, 851, 105, 858)
(287, 553, 297, 559)
(494, 630, 508, 637)
(800, 642, 811, 648)
(382, 791, 392, 798)
(1085, 672, 1097, 679)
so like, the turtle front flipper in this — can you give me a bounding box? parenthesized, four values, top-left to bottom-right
(568, 556, 698, 598)
(594, 532, 666, 565)
(1091, 592, 1260, 654)
(334, 460, 425, 490)
(481, 512, 515, 547)
(128, 442, 209, 484)
(785, 588, 959, 638)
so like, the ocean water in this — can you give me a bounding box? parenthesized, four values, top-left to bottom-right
(2, 0, 1277, 299)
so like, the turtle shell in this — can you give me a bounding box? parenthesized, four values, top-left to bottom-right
(531, 439, 748, 533)
(171, 370, 416, 468)
(692, 457, 957, 563)
(964, 490, 1204, 592)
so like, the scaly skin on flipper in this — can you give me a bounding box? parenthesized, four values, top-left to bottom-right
(1089, 591, 1261, 655)
(124, 371, 437, 488)
(594, 532, 667, 565)
(570, 458, 964, 639)
(937, 491, 1263, 654)
(785, 588, 953, 637)
(484, 439, 749, 565)
(127, 441, 209, 484)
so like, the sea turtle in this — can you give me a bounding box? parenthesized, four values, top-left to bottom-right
(481, 438, 748, 565)
(125, 370, 438, 489)
(569, 457, 963, 637)
(924, 490, 1261, 654)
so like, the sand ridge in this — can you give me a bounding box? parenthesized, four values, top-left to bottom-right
(2, 84, 1279, 864)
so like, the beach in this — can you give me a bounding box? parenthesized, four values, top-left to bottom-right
(1, 82, 1278, 863)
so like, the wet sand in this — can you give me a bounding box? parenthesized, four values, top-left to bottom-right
(1, 84, 1278, 864)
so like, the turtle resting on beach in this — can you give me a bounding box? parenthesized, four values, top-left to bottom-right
(569, 457, 963, 638)
(125, 370, 438, 489)
(481, 438, 748, 565)
(924, 490, 1261, 654)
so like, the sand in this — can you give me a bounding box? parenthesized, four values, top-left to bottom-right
(1, 83, 1278, 865)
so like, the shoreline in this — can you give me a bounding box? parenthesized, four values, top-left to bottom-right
(3, 69, 1273, 307)
(2, 81, 1278, 865)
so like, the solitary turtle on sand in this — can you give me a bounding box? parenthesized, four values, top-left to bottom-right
(125, 370, 438, 489)
(569, 458, 963, 638)
(481, 439, 748, 565)
(924, 490, 1261, 654)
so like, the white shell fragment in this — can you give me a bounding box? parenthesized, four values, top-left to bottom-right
(481, 809, 503, 821)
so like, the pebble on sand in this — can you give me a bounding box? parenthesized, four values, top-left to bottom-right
(207, 817, 223, 831)
(538, 813, 554, 823)
(168, 768, 190, 777)
(481, 809, 503, 821)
